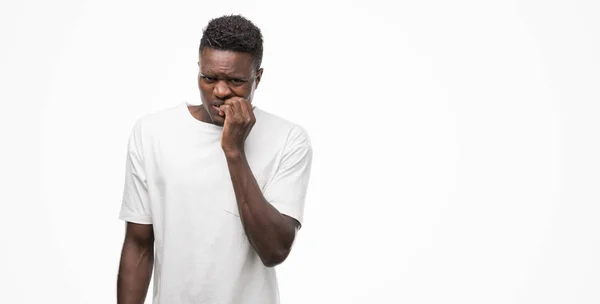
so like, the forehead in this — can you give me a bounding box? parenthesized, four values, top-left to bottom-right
(199, 48, 255, 75)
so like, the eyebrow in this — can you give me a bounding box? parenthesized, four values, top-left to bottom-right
(200, 71, 249, 81)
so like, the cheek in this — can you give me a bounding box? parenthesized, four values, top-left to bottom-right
(233, 86, 253, 98)
(198, 83, 212, 95)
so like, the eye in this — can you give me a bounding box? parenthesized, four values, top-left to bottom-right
(201, 75, 216, 82)
(228, 79, 247, 87)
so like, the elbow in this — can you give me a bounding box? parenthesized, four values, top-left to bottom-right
(261, 247, 291, 268)
(256, 218, 298, 267)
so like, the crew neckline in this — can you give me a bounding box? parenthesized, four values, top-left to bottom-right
(181, 101, 225, 133)
(181, 101, 261, 132)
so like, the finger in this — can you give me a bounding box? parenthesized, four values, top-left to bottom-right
(234, 99, 244, 122)
(222, 104, 233, 121)
(239, 99, 252, 124)
(226, 98, 244, 122)
(224, 97, 243, 107)
(247, 99, 256, 123)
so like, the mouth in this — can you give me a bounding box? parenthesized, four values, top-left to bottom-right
(211, 104, 225, 116)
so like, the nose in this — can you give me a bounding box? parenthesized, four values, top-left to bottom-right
(213, 80, 233, 99)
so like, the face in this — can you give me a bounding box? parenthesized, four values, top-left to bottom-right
(197, 48, 263, 126)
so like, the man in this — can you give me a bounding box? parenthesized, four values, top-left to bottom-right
(116, 15, 313, 304)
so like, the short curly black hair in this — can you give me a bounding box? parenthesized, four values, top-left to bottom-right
(199, 15, 264, 70)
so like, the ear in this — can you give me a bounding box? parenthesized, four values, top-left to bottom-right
(255, 68, 263, 88)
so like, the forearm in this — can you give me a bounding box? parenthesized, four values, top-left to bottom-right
(117, 241, 154, 304)
(225, 151, 296, 267)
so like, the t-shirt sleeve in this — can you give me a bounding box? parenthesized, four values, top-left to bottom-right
(263, 125, 313, 228)
(118, 121, 153, 224)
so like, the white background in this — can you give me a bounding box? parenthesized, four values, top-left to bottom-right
(1, 0, 599, 303)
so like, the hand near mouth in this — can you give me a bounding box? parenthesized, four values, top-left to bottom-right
(219, 97, 255, 157)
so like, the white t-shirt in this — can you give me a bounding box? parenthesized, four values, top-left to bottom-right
(119, 101, 313, 304)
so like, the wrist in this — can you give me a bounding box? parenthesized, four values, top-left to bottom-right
(223, 148, 245, 160)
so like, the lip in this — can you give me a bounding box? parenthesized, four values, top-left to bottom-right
(212, 104, 225, 116)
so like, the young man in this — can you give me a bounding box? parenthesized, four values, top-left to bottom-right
(117, 15, 313, 304)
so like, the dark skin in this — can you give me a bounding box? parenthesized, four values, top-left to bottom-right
(117, 223, 154, 304)
(117, 48, 299, 303)
(192, 48, 300, 266)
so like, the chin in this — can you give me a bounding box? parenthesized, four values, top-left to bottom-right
(209, 113, 225, 126)
(198, 104, 221, 126)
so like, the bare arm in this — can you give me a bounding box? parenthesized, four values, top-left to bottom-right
(220, 98, 305, 267)
(117, 222, 154, 304)
(225, 152, 299, 267)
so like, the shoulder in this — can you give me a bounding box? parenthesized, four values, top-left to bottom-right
(129, 103, 184, 138)
(135, 103, 183, 128)
(253, 107, 311, 146)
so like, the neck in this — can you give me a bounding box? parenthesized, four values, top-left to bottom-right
(189, 104, 210, 123)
